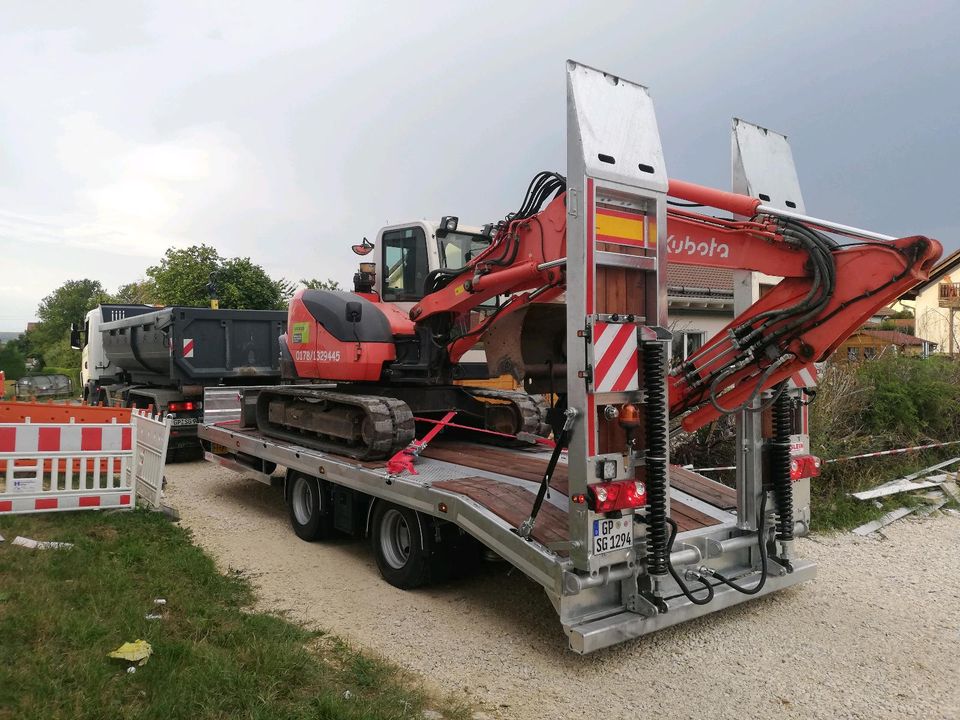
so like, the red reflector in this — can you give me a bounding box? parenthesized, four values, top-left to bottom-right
(790, 454, 821, 481)
(79, 496, 101, 507)
(120, 494, 132, 505)
(168, 401, 196, 412)
(35, 498, 58, 510)
(0, 500, 12, 512)
(587, 479, 647, 513)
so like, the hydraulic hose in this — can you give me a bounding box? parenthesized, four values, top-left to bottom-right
(709, 492, 769, 595)
(665, 517, 714, 605)
(643, 341, 669, 579)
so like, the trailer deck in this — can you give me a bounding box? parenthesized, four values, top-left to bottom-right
(201, 417, 815, 653)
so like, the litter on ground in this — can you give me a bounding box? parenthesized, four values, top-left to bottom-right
(108, 639, 153, 666)
(11, 536, 74, 550)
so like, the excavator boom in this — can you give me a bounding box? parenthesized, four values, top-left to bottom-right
(413, 176, 941, 432)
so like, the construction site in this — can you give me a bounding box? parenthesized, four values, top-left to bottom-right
(1, 5, 958, 720)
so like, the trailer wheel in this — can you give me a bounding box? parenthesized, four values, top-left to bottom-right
(287, 472, 333, 541)
(371, 503, 432, 589)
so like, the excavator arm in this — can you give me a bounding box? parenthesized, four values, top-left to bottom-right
(408, 173, 941, 432)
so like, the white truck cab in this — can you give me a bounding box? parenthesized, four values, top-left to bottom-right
(73, 305, 156, 401)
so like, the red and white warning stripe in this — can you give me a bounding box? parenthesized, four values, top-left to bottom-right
(790, 364, 817, 388)
(0, 493, 133, 514)
(183, 338, 195, 358)
(592, 322, 639, 393)
(0, 424, 132, 454)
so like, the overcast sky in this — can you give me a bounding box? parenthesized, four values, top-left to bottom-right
(1, 1, 957, 330)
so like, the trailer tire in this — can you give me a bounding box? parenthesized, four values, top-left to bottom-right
(371, 502, 432, 589)
(287, 472, 333, 541)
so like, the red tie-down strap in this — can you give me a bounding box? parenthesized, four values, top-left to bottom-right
(385, 411, 458, 475)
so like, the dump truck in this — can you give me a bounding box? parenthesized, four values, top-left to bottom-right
(198, 61, 941, 651)
(74, 304, 286, 459)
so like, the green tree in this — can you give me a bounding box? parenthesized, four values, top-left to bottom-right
(0, 340, 27, 380)
(300, 278, 342, 291)
(35, 279, 109, 348)
(147, 245, 289, 309)
(111, 279, 158, 305)
(147, 245, 223, 307)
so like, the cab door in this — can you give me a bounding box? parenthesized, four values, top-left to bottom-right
(378, 224, 434, 309)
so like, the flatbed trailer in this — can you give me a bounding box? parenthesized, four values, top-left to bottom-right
(193, 61, 909, 652)
(199, 385, 814, 653)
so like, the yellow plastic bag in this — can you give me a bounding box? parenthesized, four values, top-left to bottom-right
(108, 639, 152, 666)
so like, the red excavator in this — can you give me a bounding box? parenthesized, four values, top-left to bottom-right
(253, 168, 939, 460)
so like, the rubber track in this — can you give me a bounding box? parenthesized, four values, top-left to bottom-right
(256, 387, 414, 460)
(462, 387, 552, 439)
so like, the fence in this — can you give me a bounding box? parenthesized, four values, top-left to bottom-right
(0, 419, 135, 515)
(128, 411, 173, 510)
(0, 407, 171, 515)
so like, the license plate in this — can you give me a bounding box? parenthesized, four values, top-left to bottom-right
(169, 417, 198, 426)
(211, 443, 229, 455)
(593, 517, 633, 556)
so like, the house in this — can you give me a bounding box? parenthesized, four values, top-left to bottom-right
(898, 248, 960, 355)
(667, 265, 734, 362)
(835, 329, 936, 361)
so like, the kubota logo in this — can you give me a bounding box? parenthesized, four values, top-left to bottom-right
(667, 234, 730, 259)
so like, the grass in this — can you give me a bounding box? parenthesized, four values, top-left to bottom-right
(0, 510, 471, 720)
(809, 447, 959, 532)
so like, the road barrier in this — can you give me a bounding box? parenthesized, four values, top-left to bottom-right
(129, 410, 172, 510)
(0, 402, 171, 515)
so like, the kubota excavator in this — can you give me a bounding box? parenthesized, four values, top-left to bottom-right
(253, 171, 940, 460)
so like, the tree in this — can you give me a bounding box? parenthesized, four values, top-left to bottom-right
(112, 279, 158, 305)
(146, 245, 289, 309)
(301, 278, 342, 291)
(147, 245, 223, 307)
(0, 341, 27, 380)
(34, 279, 109, 348)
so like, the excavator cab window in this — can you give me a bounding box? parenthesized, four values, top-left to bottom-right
(438, 231, 490, 271)
(382, 226, 428, 302)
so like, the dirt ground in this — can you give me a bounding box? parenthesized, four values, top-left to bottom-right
(165, 461, 960, 720)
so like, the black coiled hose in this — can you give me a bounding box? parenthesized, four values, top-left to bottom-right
(770, 387, 794, 544)
(643, 342, 669, 578)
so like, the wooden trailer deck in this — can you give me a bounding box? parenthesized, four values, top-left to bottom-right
(421, 440, 736, 554)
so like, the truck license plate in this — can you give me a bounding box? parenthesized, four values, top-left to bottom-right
(169, 417, 198, 426)
(593, 518, 633, 556)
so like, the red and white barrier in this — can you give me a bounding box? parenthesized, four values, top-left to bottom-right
(0, 418, 136, 515)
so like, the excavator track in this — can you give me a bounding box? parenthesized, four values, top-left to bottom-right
(255, 387, 414, 460)
(460, 387, 553, 441)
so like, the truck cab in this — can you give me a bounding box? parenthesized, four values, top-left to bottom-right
(73, 304, 157, 402)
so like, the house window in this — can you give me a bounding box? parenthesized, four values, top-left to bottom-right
(672, 330, 706, 363)
(864, 347, 876, 359)
(848, 347, 859, 361)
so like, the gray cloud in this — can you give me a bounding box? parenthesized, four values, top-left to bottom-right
(1, 1, 957, 329)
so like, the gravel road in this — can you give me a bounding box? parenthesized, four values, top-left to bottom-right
(166, 461, 960, 720)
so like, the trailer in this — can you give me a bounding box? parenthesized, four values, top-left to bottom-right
(75, 304, 286, 459)
(192, 60, 927, 652)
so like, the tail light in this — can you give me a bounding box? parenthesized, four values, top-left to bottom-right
(168, 401, 197, 412)
(790, 454, 821, 481)
(587, 480, 647, 513)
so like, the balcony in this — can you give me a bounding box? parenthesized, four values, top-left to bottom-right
(939, 282, 960, 309)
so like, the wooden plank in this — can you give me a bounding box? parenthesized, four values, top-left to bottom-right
(852, 507, 915, 536)
(670, 499, 722, 532)
(433, 476, 569, 554)
(669, 465, 738, 510)
(939, 480, 960, 505)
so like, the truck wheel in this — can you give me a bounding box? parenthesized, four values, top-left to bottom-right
(287, 472, 333, 541)
(371, 503, 432, 589)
